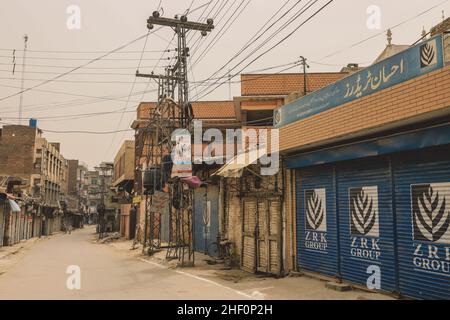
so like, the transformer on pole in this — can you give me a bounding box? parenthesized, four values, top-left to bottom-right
(136, 11, 214, 266)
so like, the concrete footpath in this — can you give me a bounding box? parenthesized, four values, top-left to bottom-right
(106, 239, 395, 300)
(0, 227, 395, 300)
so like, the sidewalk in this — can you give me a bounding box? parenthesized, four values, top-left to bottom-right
(105, 238, 395, 300)
(0, 238, 40, 260)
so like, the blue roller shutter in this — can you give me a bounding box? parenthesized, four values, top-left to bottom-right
(393, 146, 450, 300)
(194, 186, 220, 257)
(337, 157, 397, 292)
(297, 165, 339, 277)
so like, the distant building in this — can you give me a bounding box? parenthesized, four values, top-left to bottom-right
(113, 140, 136, 239)
(66, 159, 88, 215)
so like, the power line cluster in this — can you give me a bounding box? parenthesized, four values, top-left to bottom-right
(0, 0, 447, 136)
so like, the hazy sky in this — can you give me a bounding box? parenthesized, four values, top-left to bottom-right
(0, 0, 448, 168)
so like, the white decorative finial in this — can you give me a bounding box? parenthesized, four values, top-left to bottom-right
(422, 27, 427, 40)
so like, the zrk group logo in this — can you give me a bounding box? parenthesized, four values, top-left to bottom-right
(420, 39, 438, 68)
(349, 186, 379, 237)
(411, 183, 450, 244)
(305, 189, 327, 232)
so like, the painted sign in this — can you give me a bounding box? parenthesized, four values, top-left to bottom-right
(411, 183, 450, 276)
(349, 186, 382, 262)
(274, 35, 444, 128)
(304, 188, 328, 252)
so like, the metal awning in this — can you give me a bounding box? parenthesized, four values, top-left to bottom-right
(213, 148, 266, 178)
(8, 199, 21, 213)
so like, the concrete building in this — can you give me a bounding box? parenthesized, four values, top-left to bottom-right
(0, 123, 68, 242)
(113, 140, 136, 239)
(65, 160, 89, 227)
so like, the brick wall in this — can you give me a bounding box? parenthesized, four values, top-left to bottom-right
(280, 65, 450, 152)
(0, 126, 37, 177)
(67, 160, 79, 196)
(241, 73, 348, 96)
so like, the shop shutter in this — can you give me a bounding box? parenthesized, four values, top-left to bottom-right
(297, 165, 339, 277)
(257, 200, 268, 273)
(242, 199, 257, 273)
(194, 186, 220, 257)
(268, 200, 281, 274)
(393, 146, 450, 299)
(337, 157, 397, 292)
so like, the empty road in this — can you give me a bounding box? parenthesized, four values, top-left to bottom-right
(0, 227, 249, 300)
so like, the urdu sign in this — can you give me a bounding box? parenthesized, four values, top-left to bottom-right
(274, 35, 444, 128)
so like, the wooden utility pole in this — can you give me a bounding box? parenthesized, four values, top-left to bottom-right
(300, 56, 309, 96)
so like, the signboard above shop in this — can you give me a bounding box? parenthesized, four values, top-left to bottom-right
(274, 35, 445, 128)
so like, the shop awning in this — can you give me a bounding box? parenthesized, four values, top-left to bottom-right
(285, 123, 450, 169)
(213, 148, 266, 178)
(8, 199, 21, 213)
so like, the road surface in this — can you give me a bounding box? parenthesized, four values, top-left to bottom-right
(0, 227, 249, 300)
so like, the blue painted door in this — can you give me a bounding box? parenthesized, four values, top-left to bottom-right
(393, 146, 450, 299)
(297, 165, 339, 277)
(194, 185, 220, 257)
(337, 157, 397, 293)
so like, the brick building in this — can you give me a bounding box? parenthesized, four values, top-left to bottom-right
(131, 70, 348, 270)
(112, 140, 136, 239)
(276, 26, 450, 299)
(0, 124, 68, 242)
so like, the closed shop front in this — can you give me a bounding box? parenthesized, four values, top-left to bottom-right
(393, 146, 450, 299)
(241, 197, 281, 275)
(242, 199, 257, 273)
(194, 185, 219, 257)
(337, 157, 397, 293)
(296, 165, 339, 277)
(290, 126, 450, 299)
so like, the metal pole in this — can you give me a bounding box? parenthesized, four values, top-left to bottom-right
(19, 34, 28, 125)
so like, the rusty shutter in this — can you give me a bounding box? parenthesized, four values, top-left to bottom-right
(257, 200, 268, 273)
(268, 199, 281, 274)
(242, 199, 257, 273)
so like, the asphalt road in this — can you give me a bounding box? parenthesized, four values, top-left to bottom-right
(0, 227, 249, 300)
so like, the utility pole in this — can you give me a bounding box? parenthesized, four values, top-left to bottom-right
(300, 56, 309, 96)
(19, 34, 28, 125)
(135, 10, 214, 266)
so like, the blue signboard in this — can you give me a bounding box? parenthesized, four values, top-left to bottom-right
(274, 35, 445, 128)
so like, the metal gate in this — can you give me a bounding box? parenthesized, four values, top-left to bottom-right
(337, 157, 397, 293)
(393, 147, 450, 299)
(241, 198, 281, 275)
(194, 186, 219, 257)
(297, 165, 339, 277)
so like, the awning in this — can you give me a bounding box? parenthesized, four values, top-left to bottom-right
(8, 199, 21, 213)
(214, 148, 266, 178)
(285, 122, 450, 169)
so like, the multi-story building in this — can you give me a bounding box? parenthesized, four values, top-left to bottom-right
(0, 123, 68, 240)
(66, 160, 89, 227)
(84, 170, 101, 219)
(113, 140, 136, 239)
